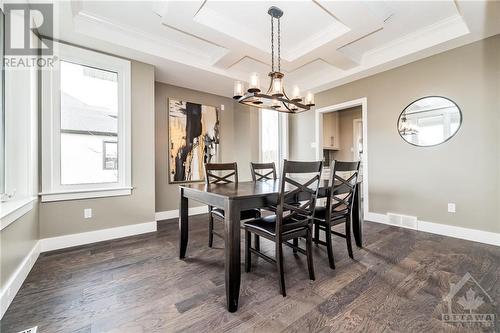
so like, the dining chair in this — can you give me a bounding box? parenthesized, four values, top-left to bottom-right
(205, 162, 261, 248)
(250, 162, 277, 181)
(249, 162, 278, 250)
(244, 160, 323, 297)
(313, 160, 360, 269)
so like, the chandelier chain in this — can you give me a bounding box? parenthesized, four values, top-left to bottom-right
(278, 18, 281, 72)
(271, 16, 274, 72)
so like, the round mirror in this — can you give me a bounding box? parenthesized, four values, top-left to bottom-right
(398, 96, 462, 147)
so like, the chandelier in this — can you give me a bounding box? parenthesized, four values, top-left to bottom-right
(232, 6, 315, 113)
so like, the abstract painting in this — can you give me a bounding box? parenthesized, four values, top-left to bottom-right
(168, 99, 220, 183)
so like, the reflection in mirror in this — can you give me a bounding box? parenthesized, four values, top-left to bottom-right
(398, 96, 462, 147)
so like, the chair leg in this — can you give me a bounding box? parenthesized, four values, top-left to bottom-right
(245, 230, 251, 273)
(292, 238, 298, 254)
(254, 210, 261, 251)
(276, 241, 286, 297)
(254, 234, 260, 252)
(346, 216, 354, 259)
(314, 221, 319, 246)
(325, 223, 336, 269)
(208, 209, 214, 248)
(306, 228, 315, 280)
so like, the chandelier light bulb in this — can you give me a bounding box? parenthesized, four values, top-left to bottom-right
(271, 98, 280, 109)
(233, 81, 244, 99)
(305, 91, 315, 106)
(292, 86, 301, 101)
(248, 73, 261, 93)
(271, 77, 283, 97)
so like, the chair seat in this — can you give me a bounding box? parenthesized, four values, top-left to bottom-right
(314, 205, 348, 224)
(244, 215, 308, 237)
(211, 207, 261, 220)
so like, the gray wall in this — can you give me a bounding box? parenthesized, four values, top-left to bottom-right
(1, 207, 39, 285)
(155, 82, 259, 212)
(39, 61, 156, 238)
(290, 35, 500, 233)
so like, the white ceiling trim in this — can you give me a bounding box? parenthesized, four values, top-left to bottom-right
(362, 14, 469, 65)
(73, 10, 228, 66)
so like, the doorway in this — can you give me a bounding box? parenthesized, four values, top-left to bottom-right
(314, 98, 369, 215)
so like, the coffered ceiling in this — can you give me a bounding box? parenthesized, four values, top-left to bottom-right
(51, 1, 500, 97)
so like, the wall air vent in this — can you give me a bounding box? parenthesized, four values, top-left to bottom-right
(387, 213, 418, 230)
(16, 327, 37, 333)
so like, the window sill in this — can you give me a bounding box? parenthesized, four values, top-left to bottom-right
(40, 187, 133, 203)
(0, 197, 37, 231)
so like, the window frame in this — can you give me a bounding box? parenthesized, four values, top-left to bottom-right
(0, 9, 5, 197)
(258, 109, 288, 173)
(41, 41, 131, 202)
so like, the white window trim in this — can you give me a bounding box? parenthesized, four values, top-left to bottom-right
(41, 41, 131, 202)
(1, 19, 39, 228)
(258, 109, 288, 173)
(0, 196, 37, 230)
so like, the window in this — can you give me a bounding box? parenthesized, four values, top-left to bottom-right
(42, 42, 131, 202)
(0, 9, 4, 197)
(60, 61, 119, 184)
(259, 109, 288, 172)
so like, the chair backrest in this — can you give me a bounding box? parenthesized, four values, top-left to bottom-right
(328, 160, 360, 215)
(275, 160, 323, 236)
(250, 162, 277, 181)
(205, 162, 238, 184)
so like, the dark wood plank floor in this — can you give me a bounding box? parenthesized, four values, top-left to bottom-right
(1, 215, 499, 333)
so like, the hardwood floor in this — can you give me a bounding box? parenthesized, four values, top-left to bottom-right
(1, 215, 499, 333)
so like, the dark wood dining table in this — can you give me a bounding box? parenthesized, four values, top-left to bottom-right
(178, 178, 363, 312)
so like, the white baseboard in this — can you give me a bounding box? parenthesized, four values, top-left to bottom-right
(364, 212, 388, 225)
(39, 221, 157, 252)
(155, 206, 208, 221)
(365, 212, 500, 247)
(0, 241, 40, 319)
(418, 220, 500, 247)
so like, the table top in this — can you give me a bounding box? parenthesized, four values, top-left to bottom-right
(180, 178, 361, 199)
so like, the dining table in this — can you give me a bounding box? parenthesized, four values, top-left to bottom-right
(178, 178, 363, 312)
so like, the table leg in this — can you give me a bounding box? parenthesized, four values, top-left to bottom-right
(352, 183, 363, 248)
(179, 188, 189, 259)
(224, 199, 241, 312)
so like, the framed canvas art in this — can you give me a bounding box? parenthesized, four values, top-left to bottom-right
(168, 98, 220, 183)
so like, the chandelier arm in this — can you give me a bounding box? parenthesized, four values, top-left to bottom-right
(281, 101, 294, 113)
(238, 92, 310, 112)
(281, 90, 309, 110)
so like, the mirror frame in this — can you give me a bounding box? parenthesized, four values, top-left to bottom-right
(397, 95, 463, 148)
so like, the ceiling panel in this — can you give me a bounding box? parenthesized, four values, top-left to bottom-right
(341, 1, 460, 57)
(194, 1, 350, 62)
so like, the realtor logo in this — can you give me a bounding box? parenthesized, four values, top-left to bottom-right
(4, 3, 53, 55)
(442, 272, 496, 329)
